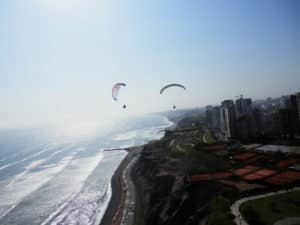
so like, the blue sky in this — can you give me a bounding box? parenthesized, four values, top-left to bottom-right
(0, 0, 299, 128)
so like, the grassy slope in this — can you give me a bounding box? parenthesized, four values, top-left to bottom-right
(240, 190, 300, 225)
(207, 196, 232, 225)
(203, 131, 216, 145)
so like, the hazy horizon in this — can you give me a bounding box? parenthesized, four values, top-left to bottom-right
(1, 0, 299, 129)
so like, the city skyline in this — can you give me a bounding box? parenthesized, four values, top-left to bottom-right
(206, 91, 300, 141)
(1, 0, 300, 128)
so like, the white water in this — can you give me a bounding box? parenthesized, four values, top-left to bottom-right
(0, 115, 172, 225)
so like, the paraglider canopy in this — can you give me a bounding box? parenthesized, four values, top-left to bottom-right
(112, 83, 126, 101)
(160, 83, 186, 94)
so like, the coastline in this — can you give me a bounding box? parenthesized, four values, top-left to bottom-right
(99, 146, 142, 225)
(99, 118, 175, 225)
(98, 113, 300, 225)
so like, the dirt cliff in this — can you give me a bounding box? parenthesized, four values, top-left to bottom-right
(132, 134, 227, 225)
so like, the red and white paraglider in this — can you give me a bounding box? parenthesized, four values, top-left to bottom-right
(112, 83, 127, 109)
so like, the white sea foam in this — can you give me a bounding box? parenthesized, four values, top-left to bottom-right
(0, 142, 47, 163)
(0, 115, 172, 225)
(0, 147, 87, 219)
(40, 193, 78, 225)
(7, 159, 46, 186)
(95, 183, 112, 225)
(48, 184, 109, 225)
(0, 144, 59, 171)
(39, 164, 57, 169)
(7, 145, 78, 186)
(40, 152, 105, 225)
(112, 130, 137, 141)
(113, 126, 167, 144)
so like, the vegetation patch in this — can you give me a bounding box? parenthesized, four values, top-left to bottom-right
(240, 190, 300, 225)
(207, 196, 232, 225)
(203, 131, 216, 145)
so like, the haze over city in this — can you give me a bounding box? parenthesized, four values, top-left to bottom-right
(1, 0, 299, 129)
(1, 1, 300, 225)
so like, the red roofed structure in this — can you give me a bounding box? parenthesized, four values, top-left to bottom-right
(234, 152, 256, 161)
(276, 158, 300, 168)
(191, 172, 232, 181)
(265, 171, 300, 185)
(243, 169, 277, 181)
(233, 166, 260, 176)
(205, 145, 225, 151)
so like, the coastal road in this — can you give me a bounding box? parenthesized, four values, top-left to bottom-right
(120, 153, 139, 225)
(230, 186, 300, 225)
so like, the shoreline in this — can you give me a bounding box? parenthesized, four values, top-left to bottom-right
(99, 114, 300, 225)
(99, 146, 142, 225)
(99, 120, 175, 225)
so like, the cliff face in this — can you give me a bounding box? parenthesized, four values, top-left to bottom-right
(132, 138, 223, 225)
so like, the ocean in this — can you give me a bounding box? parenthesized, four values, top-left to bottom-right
(0, 115, 172, 225)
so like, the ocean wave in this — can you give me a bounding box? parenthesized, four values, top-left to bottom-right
(0, 115, 171, 225)
(0, 147, 87, 220)
(112, 130, 137, 141)
(6, 145, 79, 187)
(47, 183, 111, 225)
(0, 144, 59, 171)
(38, 152, 106, 225)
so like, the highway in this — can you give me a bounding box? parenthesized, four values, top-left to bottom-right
(120, 154, 139, 225)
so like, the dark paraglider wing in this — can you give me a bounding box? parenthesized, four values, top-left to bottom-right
(160, 84, 186, 94)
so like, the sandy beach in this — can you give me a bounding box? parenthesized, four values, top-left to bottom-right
(99, 123, 176, 225)
(99, 146, 141, 225)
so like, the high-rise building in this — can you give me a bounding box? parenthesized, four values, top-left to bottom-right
(205, 105, 213, 127)
(295, 93, 300, 123)
(236, 97, 252, 117)
(289, 94, 300, 134)
(279, 107, 297, 136)
(221, 100, 236, 138)
(235, 97, 254, 140)
(253, 108, 263, 136)
(261, 110, 281, 136)
(220, 107, 226, 134)
(212, 106, 221, 129)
